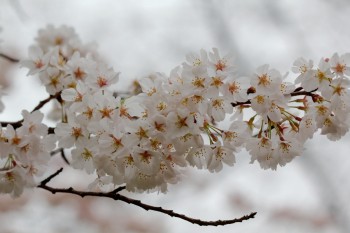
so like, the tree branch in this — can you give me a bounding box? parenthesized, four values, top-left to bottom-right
(1, 93, 60, 129)
(1, 120, 23, 128)
(39, 167, 64, 186)
(50, 148, 70, 165)
(231, 100, 250, 108)
(231, 88, 318, 108)
(113, 194, 257, 226)
(32, 92, 61, 112)
(290, 90, 317, 97)
(0, 53, 19, 63)
(38, 168, 257, 226)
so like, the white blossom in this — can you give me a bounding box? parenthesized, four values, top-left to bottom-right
(2, 25, 350, 196)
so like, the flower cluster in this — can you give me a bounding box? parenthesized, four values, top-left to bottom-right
(1, 25, 350, 197)
(0, 111, 55, 197)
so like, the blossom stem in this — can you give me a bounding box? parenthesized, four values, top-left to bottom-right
(267, 120, 272, 138)
(208, 124, 223, 134)
(282, 112, 298, 131)
(258, 119, 264, 138)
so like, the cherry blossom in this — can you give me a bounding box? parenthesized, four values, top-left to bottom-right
(20, 46, 50, 75)
(207, 144, 235, 172)
(1, 25, 350, 197)
(330, 52, 350, 77)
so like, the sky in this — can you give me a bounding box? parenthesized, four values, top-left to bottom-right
(1, 0, 350, 232)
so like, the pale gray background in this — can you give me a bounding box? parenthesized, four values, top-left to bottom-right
(1, 1, 350, 232)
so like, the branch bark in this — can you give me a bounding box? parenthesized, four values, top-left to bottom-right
(0, 53, 19, 63)
(38, 168, 257, 226)
(231, 88, 318, 108)
(1, 93, 61, 129)
(50, 148, 70, 164)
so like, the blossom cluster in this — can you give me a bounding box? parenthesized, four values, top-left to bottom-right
(0, 111, 56, 196)
(1, 25, 350, 197)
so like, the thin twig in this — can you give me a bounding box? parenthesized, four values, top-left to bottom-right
(50, 148, 70, 165)
(231, 88, 318, 108)
(50, 148, 63, 156)
(1, 93, 60, 129)
(0, 53, 19, 63)
(231, 100, 250, 108)
(114, 194, 257, 226)
(290, 90, 316, 97)
(1, 121, 22, 128)
(32, 92, 61, 113)
(60, 149, 69, 165)
(39, 167, 64, 185)
(38, 168, 257, 226)
(293, 87, 303, 92)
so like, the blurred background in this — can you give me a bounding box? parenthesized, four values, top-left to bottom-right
(1, 0, 350, 232)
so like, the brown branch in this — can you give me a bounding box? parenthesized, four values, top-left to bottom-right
(114, 195, 257, 226)
(48, 127, 55, 134)
(39, 167, 64, 185)
(50, 148, 62, 156)
(290, 90, 316, 97)
(32, 92, 61, 112)
(1, 120, 22, 128)
(38, 168, 257, 226)
(231, 88, 318, 108)
(231, 100, 250, 108)
(50, 148, 70, 164)
(1, 93, 60, 129)
(293, 87, 303, 92)
(0, 53, 19, 63)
